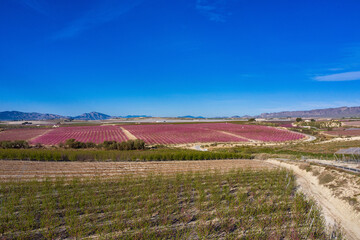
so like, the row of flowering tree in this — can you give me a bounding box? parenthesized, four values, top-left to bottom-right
(123, 123, 305, 144)
(1, 123, 306, 146)
(31, 126, 129, 145)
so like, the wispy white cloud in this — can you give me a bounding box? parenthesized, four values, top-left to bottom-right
(52, 0, 143, 40)
(17, 0, 49, 15)
(327, 68, 344, 71)
(196, 0, 229, 22)
(314, 71, 360, 81)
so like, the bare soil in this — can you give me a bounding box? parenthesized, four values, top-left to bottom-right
(120, 127, 137, 140)
(29, 128, 54, 141)
(0, 159, 273, 181)
(216, 130, 259, 142)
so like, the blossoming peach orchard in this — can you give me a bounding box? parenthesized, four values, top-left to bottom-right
(0, 123, 305, 145)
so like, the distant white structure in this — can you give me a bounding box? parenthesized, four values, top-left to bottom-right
(255, 118, 266, 122)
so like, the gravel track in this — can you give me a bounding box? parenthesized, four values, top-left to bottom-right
(267, 159, 360, 240)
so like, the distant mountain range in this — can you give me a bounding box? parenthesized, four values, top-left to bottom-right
(260, 106, 360, 118)
(0, 111, 151, 121)
(1, 106, 360, 121)
(177, 115, 205, 119)
(73, 112, 111, 120)
(0, 111, 64, 121)
(119, 115, 152, 118)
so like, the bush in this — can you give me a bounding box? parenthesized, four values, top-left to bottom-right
(0, 140, 29, 149)
(0, 149, 252, 161)
(61, 139, 147, 151)
(85, 142, 96, 148)
(34, 143, 44, 149)
(133, 139, 145, 150)
(298, 163, 312, 172)
(318, 172, 335, 185)
(65, 139, 87, 149)
(102, 141, 118, 150)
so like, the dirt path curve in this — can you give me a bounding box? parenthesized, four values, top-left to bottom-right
(120, 127, 137, 140)
(267, 159, 360, 240)
(303, 134, 316, 142)
(29, 128, 54, 142)
(217, 130, 259, 143)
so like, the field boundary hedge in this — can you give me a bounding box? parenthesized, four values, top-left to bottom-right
(0, 149, 252, 161)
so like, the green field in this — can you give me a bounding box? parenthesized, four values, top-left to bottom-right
(0, 169, 334, 239)
(0, 148, 251, 161)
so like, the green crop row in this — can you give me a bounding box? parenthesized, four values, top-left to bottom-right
(0, 169, 341, 239)
(0, 148, 252, 161)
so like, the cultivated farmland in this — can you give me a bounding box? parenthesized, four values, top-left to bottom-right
(0, 168, 331, 239)
(0, 128, 51, 141)
(122, 124, 248, 144)
(0, 159, 272, 180)
(123, 123, 305, 144)
(185, 123, 305, 142)
(31, 126, 129, 145)
(1, 123, 306, 146)
(324, 128, 360, 137)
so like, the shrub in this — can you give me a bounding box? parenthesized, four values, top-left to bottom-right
(133, 139, 145, 150)
(0, 149, 252, 161)
(65, 139, 87, 149)
(85, 142, 96, 148)
(299, 163, 312, 172)
(102, 141, 118, 150)
(318, 172, 335, 185)
(312, 169, 320, 176)
(0, 140, 29, 149)
(34, 143, 44, 149)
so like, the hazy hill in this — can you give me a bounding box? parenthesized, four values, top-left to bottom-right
(177, 115, 205, 119)
(260, 106, 360, 118)
(0, 111, 151, 121)
(118, 115, 152, 118)
(73, 112, 112, 120)
(0, 111, 64, 121)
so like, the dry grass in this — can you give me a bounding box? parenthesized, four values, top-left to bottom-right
(312, 169, 320, 176)
(318, 172, 335, 185)
(253, 153, 271, 160)
(299, 163, 312, 172)
(268, 139, 360, 154)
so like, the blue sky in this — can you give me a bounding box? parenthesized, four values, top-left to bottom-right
(1, 0, 360, 117)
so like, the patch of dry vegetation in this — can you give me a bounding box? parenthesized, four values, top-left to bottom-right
(318, 172, 335, 185)
(282, 140, 360, 154)
(299, 163, 312, 172)
(297, 162, 360, 213)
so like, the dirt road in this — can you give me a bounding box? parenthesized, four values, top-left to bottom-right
(267, 159, 360, 240)
(120, 127, 137, 140)
(0, 159, 273, 181)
